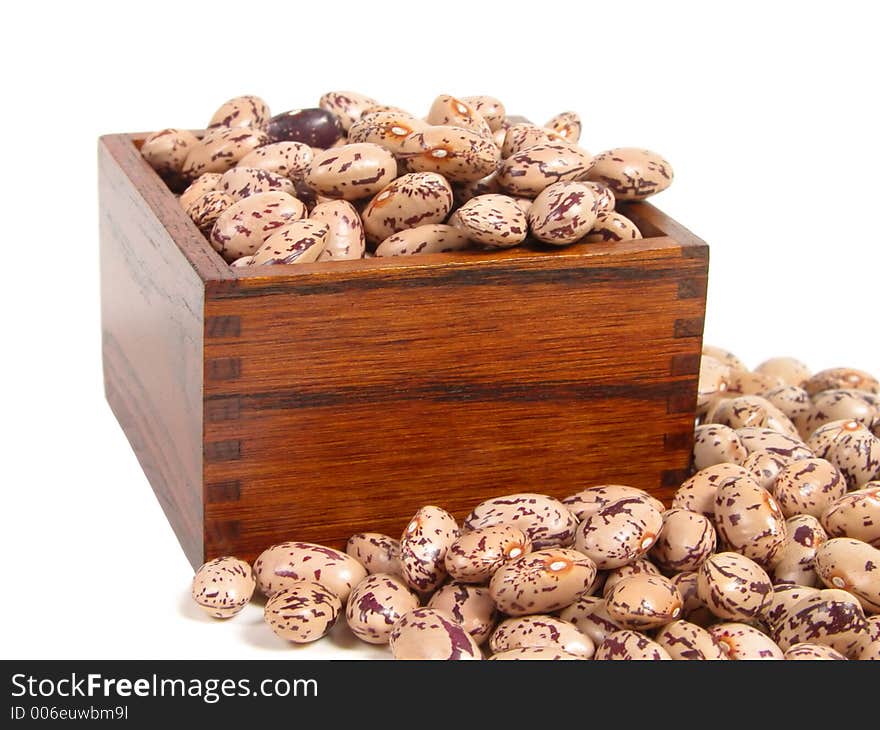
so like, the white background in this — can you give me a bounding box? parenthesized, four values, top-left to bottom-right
(1, 0, 877, 659)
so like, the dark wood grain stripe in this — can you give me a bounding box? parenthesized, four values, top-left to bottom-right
(206, 520, 241, 545)
(662, 468, 691, 487)
(678, 277, 707, 299)
(674, 318, 704, 338)
(204, 440, 241, 462)
(670, 353, 701, 376)
(208, 265, 701, 299)
(664, 431, 693, 451)
(667, 391, 696, 414)
(204, 379, 695, 411)
(206, 480, 242, 503)
(206, 357, 241, 381)
(206, 315, 241, 338)
(205, 397, 241, 423)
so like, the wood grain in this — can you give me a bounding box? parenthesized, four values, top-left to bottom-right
(101, 132, 709, 568)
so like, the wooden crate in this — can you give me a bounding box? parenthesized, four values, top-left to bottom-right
(99, 132, 708, 569)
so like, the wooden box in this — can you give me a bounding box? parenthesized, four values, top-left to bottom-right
(99, 132, 709, 569)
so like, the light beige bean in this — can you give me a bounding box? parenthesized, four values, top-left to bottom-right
(219, 166, 295, 200)
(754, 357, 811, 388)
(581, 211, 643, 242)
(544, 111, 581, 143)
(692, 424, 748, 470)
(558, 596, 624, 646)
(179, 172, 222, 210)
(319, 91, 380, 131)
(461, 95, 506, 132)
(182, 127, 268, 179)
(803, 368, 880, 397)
(713, 477, 787, 565)
(772, 514, 827, 587)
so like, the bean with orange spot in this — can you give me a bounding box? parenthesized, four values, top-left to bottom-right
(574, 496, 664, 569)
(489, 548, 597, 616)
(814, 537, 880, 613)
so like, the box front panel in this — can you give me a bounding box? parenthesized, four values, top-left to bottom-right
(203, 245, 706, 562)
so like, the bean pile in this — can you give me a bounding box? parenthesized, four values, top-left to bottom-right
(141, 92, 673, 266)
(191, 346, 880, 660)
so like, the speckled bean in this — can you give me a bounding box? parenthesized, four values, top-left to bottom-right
(361, 172, 453, 243)
(219, 166, 295, 200)
(820, 483, 880, 546)
(319, 91, 379, 131)
(772, 514, 827, 587)
(141, 128, 200, 176)
(807, 419, 880, 489)
(697, 551, 773, 621)
(784, 643, 848, 660)
(185, 191, 234, 236)
(803, 368, 880, 397)
(594, 630, 672, 660)
(179, 173, 222, 210)
(713, 477, 787, 565)
(692, 424, 748, 470)
(426, 94, 492, 138)
(444, 525, 532, 584)
(427, 582, 498, 645)
(250, 220, 329, 266)
(308, 199, 366, 261)
(605, 574, 683, 630)
(464, 493, 578, 549)
(453, 194, 528, 248)
(575, 497, 664, 569)
(345, 533, 401, 576)
(489, 615, 594, 658)
(527, 181, 600, 245)
(776, 588, 868, 656)
(191, 557, 255, 619)
(498, 143, 593, 197)
(654, 620, 728, 660)
(390, 608, 482, 660)
(209, 191, 307, 261)
(461, 95, 506, 132)
(399, 506, 459, 593)
(814, 538, 880, 613)
(182, 127, 268, 179)
(581, 211, 643, 242)
(208, 95, 270, 131)
(562, 485, 664, 523)
(772, 458, 846, 519)
(558, 596, 625, 646)
(586, 148, 673, 201)
(305, 143, 397, 200)
(375, 224, 470, 257)
(672, 463, 754, 518)
(708, 623, 783, 660)
(489, 647, 584, 660)
(650, 508, 716, 572)
(264, 581, 341, 644)
(238, 141, 314, 180)
(489, 548, 597, 616)
(544, 111, 581, 143)
(253, 541, 367, 601)
(401, 125, 500, 182)
(710, 395, 800, 440)
(345, 573, 419, 644)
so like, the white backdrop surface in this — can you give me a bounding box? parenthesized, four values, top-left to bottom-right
(1, 0, 877, 658)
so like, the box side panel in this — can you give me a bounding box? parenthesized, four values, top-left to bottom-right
(99, 138, 205, 567)
(203, 245, 707, 561)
